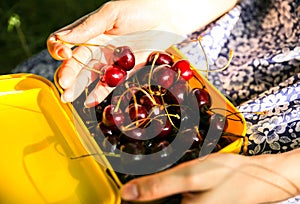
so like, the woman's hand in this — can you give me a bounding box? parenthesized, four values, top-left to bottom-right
(47, 0, 238, 106)
(121, 152, 300, 204)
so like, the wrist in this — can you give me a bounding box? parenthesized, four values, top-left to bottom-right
(252, 150, 300, 201)
(166, 0, 238, 35)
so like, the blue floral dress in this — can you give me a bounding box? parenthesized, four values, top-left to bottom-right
(12, 0, 300, 203)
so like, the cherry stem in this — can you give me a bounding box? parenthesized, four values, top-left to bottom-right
(187, 36, 234, 79)
(160, 94, 179, 130)
(115, 82, 157, 112)
(196, 36, 210, 79)
(70, 152, 121, 159)
(221, 132, 249, 155)
(148, 53, 159, 95)
(121, 117, 159, 131)
(208, 108, 244, 124)
(54, 34, 115, 50)
(72, 56, 104, 75)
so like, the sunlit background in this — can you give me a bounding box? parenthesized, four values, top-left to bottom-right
(0, 0, 109, 74)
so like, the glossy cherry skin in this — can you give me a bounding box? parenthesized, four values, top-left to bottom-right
(126, 104, 148, 125)
(101, 135, 120, 154)
(139, 94, 161, 111)
(171, 59, 193, 81)
(103, 64, 127, 87)
(192, 88, 212, 111)
(102, 104, 125, 130)
(122, 128, 146, 142)
(152, 119, 173, 140)
(150, 140, 172, 159)
(152, 65, 176, 89)
(120, 142, 146, 163)
(146, 51, 174, 66)
(113, 46, 135, 71)
(164, 81, 188, 105)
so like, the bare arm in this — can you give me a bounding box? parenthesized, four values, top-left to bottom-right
(121, 149, 300, 203)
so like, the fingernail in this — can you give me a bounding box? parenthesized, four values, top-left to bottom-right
(84, 99, 99, 108)
(84, 93, 99, 108)
(57, 48, 70, 59)
(61, 95, 67, 103)
(121, 183, 139, 200)
(55, 29, 71, 36)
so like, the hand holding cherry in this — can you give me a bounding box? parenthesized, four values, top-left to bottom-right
(47, 0, 238, 106)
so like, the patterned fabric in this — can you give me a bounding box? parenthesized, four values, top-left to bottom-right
(12, 0, 300, 202)
(177, 0, 300, 202)
(178, 0, 300, 156)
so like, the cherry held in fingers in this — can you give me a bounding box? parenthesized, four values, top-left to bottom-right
(103, 65, 127, 87)
(113, 46, 135, 71)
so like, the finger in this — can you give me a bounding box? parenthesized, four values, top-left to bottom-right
(120, 160, 205, 202)
(84, 81, 114, 107)
(120, 154, 242, 202)
(47, 34, 73, 60)
(54, 2, 119, 44)
(61, 60, 105, 103)
(58, 45, 101, 89)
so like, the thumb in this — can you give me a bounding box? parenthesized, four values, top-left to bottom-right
(120, 160, 203, 202)
(54, 2, 119, 44)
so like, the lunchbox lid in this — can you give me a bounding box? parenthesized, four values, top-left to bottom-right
(0, 73, 120, 204)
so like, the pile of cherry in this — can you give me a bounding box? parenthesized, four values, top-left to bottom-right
(75, 46, 241, 184)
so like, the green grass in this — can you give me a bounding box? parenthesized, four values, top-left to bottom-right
(0, 0, 108, 74)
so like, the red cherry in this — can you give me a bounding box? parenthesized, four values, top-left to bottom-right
(126, 104, 148, 124)
(192, 88, 212, 111)
(102, 104, 125, 129)
(146, 51, 174, 65)
(165, 81, 188, 104)
(152, 65, 176, 89)
(103, 65, 127, 87)
(171, 59, 193, 81)
(139, 95, 161, 111)
(113, 46, 135, 71)
(122, 128, 146, 142)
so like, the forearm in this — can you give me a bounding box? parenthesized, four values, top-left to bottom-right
(165, 0, 239, 35)
(252, 148, 300, 202)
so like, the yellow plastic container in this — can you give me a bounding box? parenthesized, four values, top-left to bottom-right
(0, 46, 246, 204)
(0, 74, 120, 204)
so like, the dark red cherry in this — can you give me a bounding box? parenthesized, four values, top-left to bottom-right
(120, 142, 146, 163)
(150, 141, 172, 159)
(177, 128, 203, 149)
(165, 81, 188, 104)
(103, 65, 127, 87)
(122, 128, 146, 142)
(192, 88, 212, 111)
(139, 95, 161, 111)
(101, 135, 120, 154)
(113, 46, 135, 71)
(102, 104, 125, 129)
(126, 104, 148, 125)
(171, 59, 193, 81)
(152, 65, 176, 89)
(146, 51, 173, 65)
(99, 121, 114, 137)
(153, 119, 173, 140)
